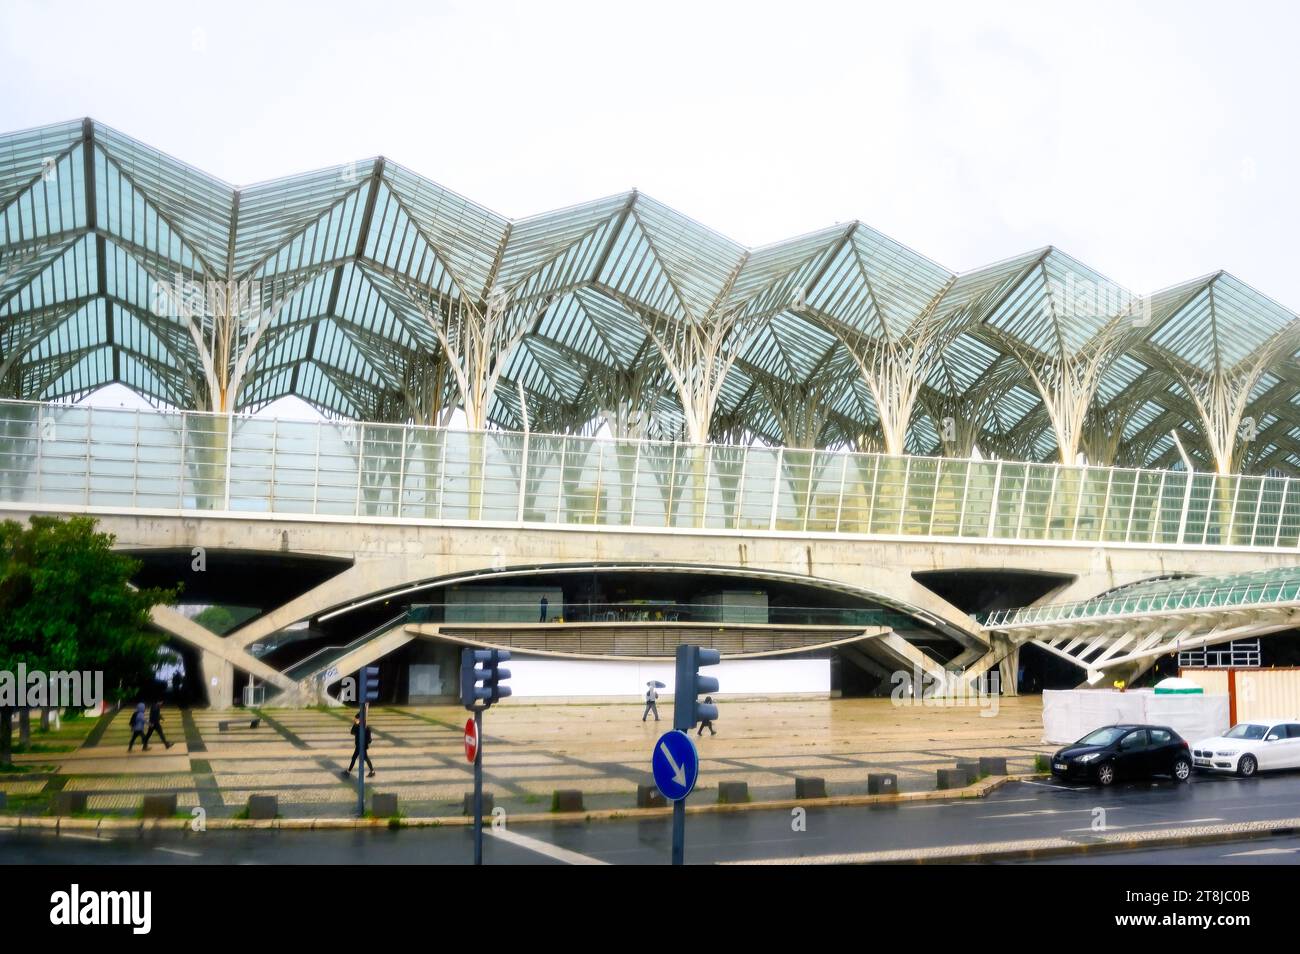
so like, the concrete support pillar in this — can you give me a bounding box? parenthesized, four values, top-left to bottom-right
(996, 639, 1021, 698)
(201, 651, 235, 710)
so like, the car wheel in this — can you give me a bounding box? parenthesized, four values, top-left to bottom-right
(1172, 757, 1192, 782)
(1096, 762, 1116, 786)
(1238, 754, 1258, 778)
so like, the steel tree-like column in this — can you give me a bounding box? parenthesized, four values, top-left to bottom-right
(994, 313, 1135, 466)
(1162, 329, 1300, 475)
(407, 283, 550, 432)
(830, 293, 966, 458)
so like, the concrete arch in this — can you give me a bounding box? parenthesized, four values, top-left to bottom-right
(306, 561, 978, 644)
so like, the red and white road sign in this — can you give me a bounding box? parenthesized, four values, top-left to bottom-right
(464, 717, 479, 763)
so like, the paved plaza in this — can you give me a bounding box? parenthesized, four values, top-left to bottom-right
(1, 697, 1051, 819)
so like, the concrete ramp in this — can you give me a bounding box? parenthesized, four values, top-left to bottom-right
(150, 605, 297, 710)
(857, 632, 948, 685)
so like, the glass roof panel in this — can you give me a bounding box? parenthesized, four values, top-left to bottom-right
(381, 161, 509, 298)
(623, 193, 744, 320)
(235, 163, 373, 275)
(496, 192, 630, 294)
(4, 118, 1300, 475)
(845, 223, 953, 336)
(92, 124, 233, 273)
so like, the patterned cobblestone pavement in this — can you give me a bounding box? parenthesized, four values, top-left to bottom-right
(5, 696, 1052, 818)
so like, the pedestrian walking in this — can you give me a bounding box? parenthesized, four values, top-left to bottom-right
(127, 702, 149, 752)
(642, 684, 660, 722)
(539, 595, 549, 622)
(144, 700, 173, 749)
(696, 696, 717, 736)
(343, 710, 375, 777)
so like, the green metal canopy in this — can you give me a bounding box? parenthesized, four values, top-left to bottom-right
(3, 117, 1300, 474)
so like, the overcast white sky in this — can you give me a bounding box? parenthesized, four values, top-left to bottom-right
(3, 0, 1298, 410)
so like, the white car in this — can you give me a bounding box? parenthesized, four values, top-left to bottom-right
(1192, 720, 1300, 777)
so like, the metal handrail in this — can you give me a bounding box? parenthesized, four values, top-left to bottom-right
(983, 573, 1300, 628)
(407, 601, 909, 627)
(277, 613, 407, 682)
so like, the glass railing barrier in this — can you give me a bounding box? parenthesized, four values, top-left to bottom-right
(10, 398, 1300, 556)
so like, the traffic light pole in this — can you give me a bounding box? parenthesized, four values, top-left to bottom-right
(461, 647, 510, 865)
(355, 666, 380, 817)
(356, 699, 367, 817)
(665, 644, 719, 866)
(473, 707, 484, 866)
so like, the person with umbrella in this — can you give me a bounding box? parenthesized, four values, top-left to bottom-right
(642, 680, 663, 722)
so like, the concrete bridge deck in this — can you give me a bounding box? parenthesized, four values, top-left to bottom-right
(4, 398, 1300, 706)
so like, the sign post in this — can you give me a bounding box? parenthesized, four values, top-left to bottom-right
(473, 708, 485, 865)
(465, 715, 482, 861)
(652, 728, 699, 865)
(649, 644, 720, 865)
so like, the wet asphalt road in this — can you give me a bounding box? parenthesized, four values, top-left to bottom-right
(5, 771, 1300, 865)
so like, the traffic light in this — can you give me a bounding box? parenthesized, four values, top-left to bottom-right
(460, 648, 512, 710)
(361, 665, 380, 703)
(673, 645, 720, 731)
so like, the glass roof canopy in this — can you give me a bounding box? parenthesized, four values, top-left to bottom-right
(3, 117, 1300, 475)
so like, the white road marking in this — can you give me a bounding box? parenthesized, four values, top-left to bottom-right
(1061, 817, 1223, 833)
(900, 797, 1041, 811)
(59, 832, 111, 842)
(153, 846, 201, 858)
(487, 827, 608, 865)
(1019, 780, 1081, 792)
(982, 807, 1128, 818)
(692, 835, 829, 850)
(1222, 846, 1300, 857)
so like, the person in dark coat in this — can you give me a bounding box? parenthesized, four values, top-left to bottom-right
(539, 595, 549, 623)
(344, 710, 375, 777)
(144, 701, 173, 749)
(696, 696, 716, 736)
(128, 702, 149, 752)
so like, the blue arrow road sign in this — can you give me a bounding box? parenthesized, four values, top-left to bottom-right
(652, 729, 699, 801)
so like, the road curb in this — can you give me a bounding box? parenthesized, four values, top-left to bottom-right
(727, 817, 1300, 865)
(11, 778, 1298, 864)
(0, 774, 1026, 832)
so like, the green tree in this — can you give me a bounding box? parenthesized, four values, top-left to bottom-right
(0, 516, 178, 766)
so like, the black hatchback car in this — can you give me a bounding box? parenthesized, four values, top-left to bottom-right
(1051, 724, 1192, 786)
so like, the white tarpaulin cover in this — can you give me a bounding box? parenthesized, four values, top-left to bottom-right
(1042, 689, 1230, 744)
